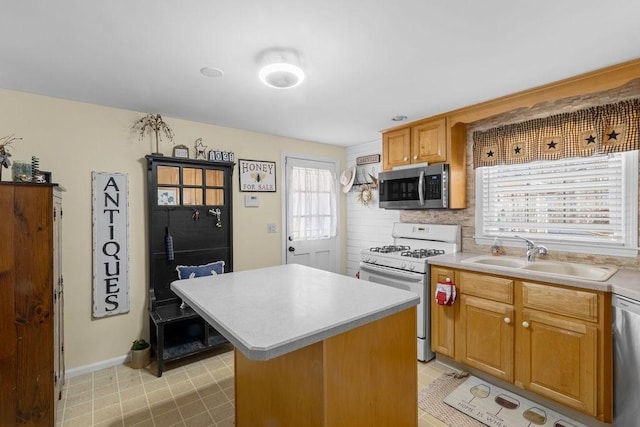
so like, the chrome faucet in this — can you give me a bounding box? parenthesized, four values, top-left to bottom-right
(515, 236, 548, 262)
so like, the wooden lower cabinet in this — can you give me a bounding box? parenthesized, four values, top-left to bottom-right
(430, 266, 612, 423)
(430, 267, 456, 357)
(519, 308, 597, 415)
(458, 294, 514, 382)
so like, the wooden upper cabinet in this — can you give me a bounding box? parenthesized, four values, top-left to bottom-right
(411, 118, 447, 164)
(382, 127, 411, 170)
(382, 118, 447, 171)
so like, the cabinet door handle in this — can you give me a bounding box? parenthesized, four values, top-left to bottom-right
(522, 321, 530, 328)
(413, 155, 418, 160)
(504, 317, 511, 324)
(403, 157, 408, 161)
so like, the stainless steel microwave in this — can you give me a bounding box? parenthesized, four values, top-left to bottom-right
(378, 164, 449, 209)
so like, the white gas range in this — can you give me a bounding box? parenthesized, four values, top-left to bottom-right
(359, 223, 461, 361)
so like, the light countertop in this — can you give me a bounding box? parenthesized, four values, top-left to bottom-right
(171, 263, 419, 361)
(428, 252, 640, 300)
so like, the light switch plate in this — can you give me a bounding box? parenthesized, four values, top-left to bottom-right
(267, 223, 277, 233)
(244, 195, 259, 207)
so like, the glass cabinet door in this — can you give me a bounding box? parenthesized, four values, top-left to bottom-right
(156, 164, 225, 207)
(157, 166, 181, 206)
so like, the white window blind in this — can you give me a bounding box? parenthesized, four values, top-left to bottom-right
(477, 152, 638, 254)
(289, 166, 337, 241)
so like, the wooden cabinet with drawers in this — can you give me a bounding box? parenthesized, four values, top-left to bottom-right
(457, 271, 515, 383)
(430, 266, 612, 422)
(518, 281, 607, 418)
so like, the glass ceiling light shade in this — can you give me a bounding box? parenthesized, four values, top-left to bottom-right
(257, 48, 305, 89)
(259, 63, 305, 89)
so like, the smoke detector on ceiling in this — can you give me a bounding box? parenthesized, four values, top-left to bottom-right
(257, 48, 305, 89)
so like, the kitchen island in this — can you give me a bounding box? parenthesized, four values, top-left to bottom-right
(171, 263, 419, 427)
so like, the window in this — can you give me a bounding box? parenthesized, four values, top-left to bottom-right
(476, 151, 638, 257)
(289, 166, 337, 241)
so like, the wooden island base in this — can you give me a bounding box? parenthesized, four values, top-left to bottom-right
(234, 307, 417, 427)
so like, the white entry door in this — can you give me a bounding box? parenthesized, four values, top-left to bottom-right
(284, 155, 340, 273)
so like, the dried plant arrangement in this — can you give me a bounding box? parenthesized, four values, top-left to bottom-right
(0, 134, 22, 172)
(132, 114, 174, 155)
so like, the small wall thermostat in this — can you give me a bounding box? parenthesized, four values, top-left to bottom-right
(244, 195, 259, 207)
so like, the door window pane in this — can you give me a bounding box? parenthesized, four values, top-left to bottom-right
(289, 166, 337, 240)
(158, 187, 180, 206)
(206, 170, 224, 187)
(157, 166, 179, 185)
(206, 189, 224, 206)
(183, 188, 203, 206)
(183, 168, 203, 186)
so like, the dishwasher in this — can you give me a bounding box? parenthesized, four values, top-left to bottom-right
(612, 294, 640, 426)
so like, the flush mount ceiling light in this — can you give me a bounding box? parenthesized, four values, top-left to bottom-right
(391, 115, 408, 122)
(200, 67, 224, 78)
(257, 48, 305, 89)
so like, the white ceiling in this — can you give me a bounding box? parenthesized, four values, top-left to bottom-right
(1, 1, 639, 147)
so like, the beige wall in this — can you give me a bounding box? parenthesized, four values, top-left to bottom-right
(0, 88, 346, 370)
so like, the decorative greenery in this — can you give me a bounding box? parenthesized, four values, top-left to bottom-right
(132, 114, 174, 154)
(131, 339, 150, 351)
(0, 134, 22, 169)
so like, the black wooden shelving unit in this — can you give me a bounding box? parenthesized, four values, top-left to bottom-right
(145, 155, 234, 376)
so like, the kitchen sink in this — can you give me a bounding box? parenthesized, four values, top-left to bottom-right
(462, 255, 617, 282)
(521, 261, 618, 281)
(462, 256, 527, 269)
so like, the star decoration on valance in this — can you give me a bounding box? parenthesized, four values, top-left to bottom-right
(472, 99, 639, 169)
(607, 130, 620, 140)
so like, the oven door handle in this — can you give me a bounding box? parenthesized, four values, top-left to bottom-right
(360, 263, 425, 282)
(418, 170, 425, 206)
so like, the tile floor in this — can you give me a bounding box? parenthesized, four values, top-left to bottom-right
(57, 345, 450, 427)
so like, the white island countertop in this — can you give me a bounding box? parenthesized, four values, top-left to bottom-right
(171, 263, 419, 361)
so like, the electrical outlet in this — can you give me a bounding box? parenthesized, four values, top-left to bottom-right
(267, 223, 277, 233)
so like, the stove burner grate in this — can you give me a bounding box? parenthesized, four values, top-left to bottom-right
(369, 245, 410, 253)
(400, 249, 445, 259)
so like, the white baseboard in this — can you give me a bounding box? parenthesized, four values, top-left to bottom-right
(65, 354, 129, 378)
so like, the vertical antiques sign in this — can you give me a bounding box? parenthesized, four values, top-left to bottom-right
(92, 172, 130, 317)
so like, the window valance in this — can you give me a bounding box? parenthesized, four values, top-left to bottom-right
(473, 98, 640, 168)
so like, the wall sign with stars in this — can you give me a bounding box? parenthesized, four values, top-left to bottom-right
(472, 99, 639, 169)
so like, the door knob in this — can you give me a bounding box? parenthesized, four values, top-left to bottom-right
(288, 246, 295, 252)
(522, 321, 530, 328)
(504, 317, 511, 324)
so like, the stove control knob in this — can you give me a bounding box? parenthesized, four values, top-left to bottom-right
(400, 262, 407, 269)
(410, 264, 416, 271)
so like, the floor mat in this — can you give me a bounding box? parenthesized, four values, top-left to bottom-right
(443, 375, 587, 427)
(418, 372, 485, 426)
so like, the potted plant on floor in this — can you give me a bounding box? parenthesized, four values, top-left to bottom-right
(130, 339, 151, 369)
